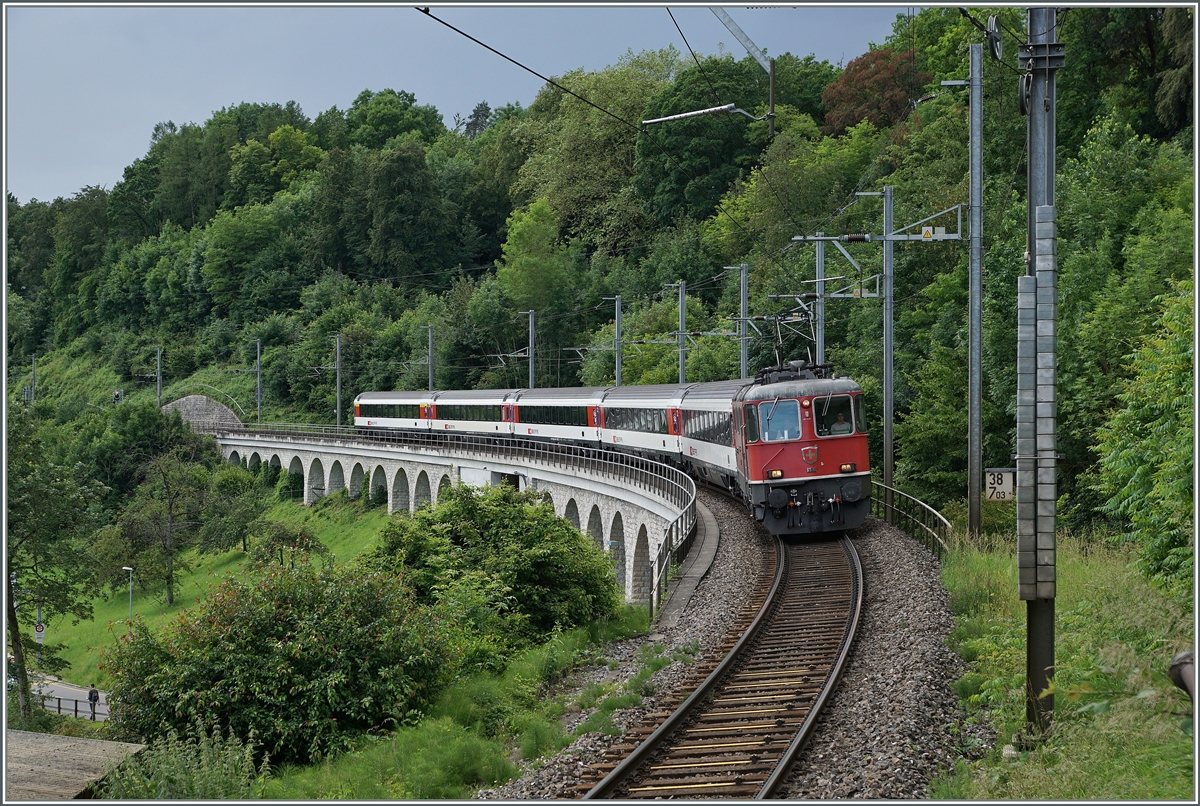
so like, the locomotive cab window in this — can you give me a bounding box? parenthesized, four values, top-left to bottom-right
(853, 394, 868, 433)
(815, 395, 855, 436)
(743, 405, 760, 443)
(760, 399, 800, 442)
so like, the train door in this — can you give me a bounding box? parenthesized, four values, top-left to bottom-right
(732, 402, 749, 481)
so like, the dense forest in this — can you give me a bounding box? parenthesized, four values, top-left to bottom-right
(6, 2, 1193, 633)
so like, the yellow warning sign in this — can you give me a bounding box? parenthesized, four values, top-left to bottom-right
(921, 226, 933, 238)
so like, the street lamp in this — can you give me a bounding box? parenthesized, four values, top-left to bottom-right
(641, 102, 766, 128)
(121, 567, 133, 633)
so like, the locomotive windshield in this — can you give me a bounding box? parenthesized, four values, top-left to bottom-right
(815, 394, 855, 436)
(760, 399, 801, 442)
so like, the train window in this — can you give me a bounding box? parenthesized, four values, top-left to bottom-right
(359, 403, 421, 420)
(744, 405, 760, 443)
(814, 395, 855, 437)
(438, 404, 502, 422)
(854, 395, 868, 433)
(760, 399, 800, 441)
(682, 410, 733, 446)
(519, 405, 588, 426)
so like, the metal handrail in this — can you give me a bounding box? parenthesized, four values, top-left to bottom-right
(196, 421, 697, 614)
(869, 477, 951, 558)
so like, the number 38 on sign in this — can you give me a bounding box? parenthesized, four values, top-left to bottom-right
(985, 468, 1016, 501)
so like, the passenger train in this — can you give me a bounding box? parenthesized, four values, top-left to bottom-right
(353, 360, 871, 536)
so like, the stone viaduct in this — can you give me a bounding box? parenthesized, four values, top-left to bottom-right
(185, 408, 696, 610)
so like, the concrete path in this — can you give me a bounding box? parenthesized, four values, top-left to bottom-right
(5, 730, 143, 799)
(654, 500, 719, 631)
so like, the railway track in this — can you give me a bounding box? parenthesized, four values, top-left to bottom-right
(579, 534, 862, 799)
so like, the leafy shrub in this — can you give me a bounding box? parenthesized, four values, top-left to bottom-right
(368, 483, 620, 647)
(99, 722, 269, 799)
(102, 563, 454, 764)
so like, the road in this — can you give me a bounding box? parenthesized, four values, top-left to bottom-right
(29, 677, 110, 722)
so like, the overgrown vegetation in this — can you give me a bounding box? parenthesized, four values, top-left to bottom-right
(97, 483, 618, 769)
(98, 722, 270, 799)
(264, 605, 665, 799)
(934, 525, 1194, 800)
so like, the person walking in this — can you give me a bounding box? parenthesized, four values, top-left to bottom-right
(88, 684, 99, 721)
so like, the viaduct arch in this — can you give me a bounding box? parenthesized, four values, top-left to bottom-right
(212, 426, 694, 607)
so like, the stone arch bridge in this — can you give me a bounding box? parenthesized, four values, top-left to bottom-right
(198, 421, 696, 611)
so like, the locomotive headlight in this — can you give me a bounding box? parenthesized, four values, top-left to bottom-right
(840, 463, 856, 473)
(767, 469, 784, 479)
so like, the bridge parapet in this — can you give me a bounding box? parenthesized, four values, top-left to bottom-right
(195, 422, 696, 612)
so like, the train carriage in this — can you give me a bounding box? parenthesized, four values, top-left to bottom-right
(595, 383, 687, 461)
(676, 379, 745, 492)
(511, 386, 607, 445)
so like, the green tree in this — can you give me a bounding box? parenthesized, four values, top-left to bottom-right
(516, 48, 682, 254)
(225, 139, 277, 208)
(368, 483, 620, 644)
(1093, 281, 1193, 596)
(268, 124, 325, 186)
(116, 450, 212, 606)
(45, 186, 111, 344)
(494, 198, 575, 314)
(5, 411, 106, 720)
(347, 88, 445, 148)
(197, 465, 268, 554)
(248, 521, 330, 568)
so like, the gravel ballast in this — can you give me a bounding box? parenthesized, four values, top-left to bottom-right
(476, 489, 992, 799)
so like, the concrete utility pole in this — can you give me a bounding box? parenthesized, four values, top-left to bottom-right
(968, 43, 985, 540)
(603, 296, 623, 385)
(664, 281, 688, 384)
(256, 339, 262, 423)
(156, 346, 163, 409)
(1017, 6, 1063, 738)
(519, 310, 535, 388)
(739, 265, 749, 378)
(425, 325, 435, 391)
(335, 334, 342, 427)
(681, 280, 691, 383)
(815, 235, 826, 364)
(882, 187, 895, 509)
(31, 355, 36, 404)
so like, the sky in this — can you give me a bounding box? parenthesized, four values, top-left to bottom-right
(4, 3, 910, 205)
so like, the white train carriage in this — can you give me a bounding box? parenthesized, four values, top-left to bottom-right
(511, 386, 606, 445)
(676, 379, 745, 490)
(595, 383, 687, 461)
(427, 388, 516, 435)
(355, 390, 432, 431)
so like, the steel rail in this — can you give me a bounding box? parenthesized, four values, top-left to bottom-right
(583, 534, 862, 799)
(582, 531, 787, 799)
(758, 536, 863, 797)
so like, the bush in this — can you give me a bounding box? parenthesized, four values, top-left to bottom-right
(102, 563, 454, 765)
(99, 721, 269, 799)
(367, 483, 621, 646)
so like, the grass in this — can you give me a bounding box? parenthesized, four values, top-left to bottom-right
(932, 519, 1194, 800)
(39, 494, 392, 691)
